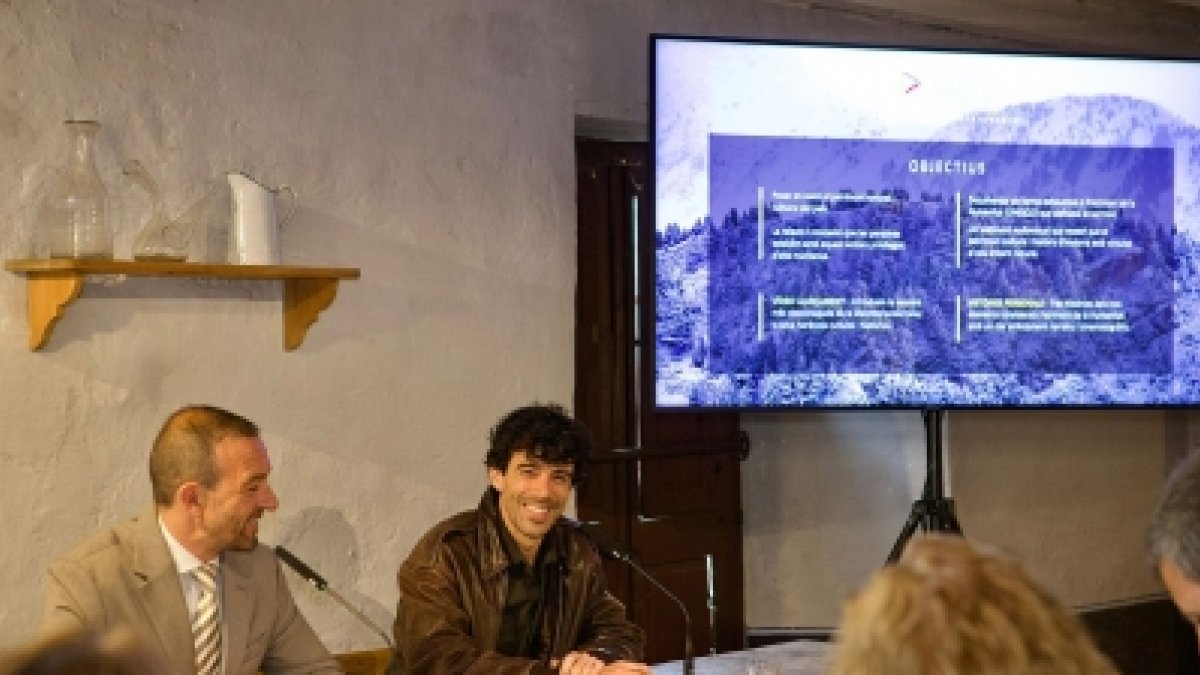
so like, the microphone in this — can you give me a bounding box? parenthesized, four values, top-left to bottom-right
(274, 545, 396, 651)
(571, 522, 695, 675)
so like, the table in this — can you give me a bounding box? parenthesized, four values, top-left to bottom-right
(653, 639, 833, 675)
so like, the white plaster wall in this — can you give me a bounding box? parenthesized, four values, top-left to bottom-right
(0, 0, 1186, 654)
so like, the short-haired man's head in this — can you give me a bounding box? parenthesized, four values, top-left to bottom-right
(484, 403, 592, 484)
(830, 534, 1118, 675)
(0, 626, 160, 675)
(1151, 451, 1200, 581)
(148, 405, 259, 506)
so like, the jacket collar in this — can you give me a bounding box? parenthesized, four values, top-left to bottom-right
(477, 488, 512, 581)
(220, 548, 255, 672)
(128, 509, 201, 673)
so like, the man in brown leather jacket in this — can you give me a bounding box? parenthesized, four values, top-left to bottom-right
(390, 403, 650, 675)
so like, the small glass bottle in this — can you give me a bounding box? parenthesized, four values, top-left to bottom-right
(37, 120, 112, 258)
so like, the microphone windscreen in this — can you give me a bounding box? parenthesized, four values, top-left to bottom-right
(275, 545, 328, 590)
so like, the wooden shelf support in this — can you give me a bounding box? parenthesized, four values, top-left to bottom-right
(283, 277, 342, 351)
(26, 273, 85, 350)
(4, 259, 360, 351)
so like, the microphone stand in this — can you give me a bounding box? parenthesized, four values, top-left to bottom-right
(275, 545, 396, 651)
(704, 553, 717, 656)
(580, 529, 694, 675)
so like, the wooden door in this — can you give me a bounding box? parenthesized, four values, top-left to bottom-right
(574, 138, 747, 664)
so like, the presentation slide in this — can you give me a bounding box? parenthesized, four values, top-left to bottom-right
(706, 136, 1174, 376)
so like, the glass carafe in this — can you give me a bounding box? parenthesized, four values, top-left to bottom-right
(37, 120, 112, 258)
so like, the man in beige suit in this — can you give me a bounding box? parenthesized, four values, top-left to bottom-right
(43, 405, 340, 674)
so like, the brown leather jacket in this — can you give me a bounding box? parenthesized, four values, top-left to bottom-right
(390, 490, 645, 674)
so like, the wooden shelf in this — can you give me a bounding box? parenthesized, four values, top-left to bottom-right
(4, 259, 360, 351)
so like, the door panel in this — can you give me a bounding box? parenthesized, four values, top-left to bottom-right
(575, 138, 747, 661)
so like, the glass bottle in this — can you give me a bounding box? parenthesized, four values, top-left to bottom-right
(37, 120, 112, 258)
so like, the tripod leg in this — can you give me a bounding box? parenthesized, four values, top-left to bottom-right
(940, 499, 963, 535)
(886, 501, 926, 564)
(924, 497, 962, 535)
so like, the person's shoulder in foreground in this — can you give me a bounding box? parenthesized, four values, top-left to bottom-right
(1151, 448, 1200, 645)
(0, 625, 163, 675)
(829, 533, 1119, 675)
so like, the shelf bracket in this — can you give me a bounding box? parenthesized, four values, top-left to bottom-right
(26, 273, 85, 350)
(283, 277, 341, 351)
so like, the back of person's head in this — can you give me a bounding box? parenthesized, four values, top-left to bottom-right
(829, 534, 1118, 675)
(0, 626, 160, 675)
(148, 404, 259, 506)
(1150, 450, 1200, 580)
(484, 403, 592, 484)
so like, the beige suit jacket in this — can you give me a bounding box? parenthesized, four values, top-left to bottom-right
(43, 508, 341, 674)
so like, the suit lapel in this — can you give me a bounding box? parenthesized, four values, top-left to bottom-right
(128, 510, 197, 674)
(221, 552, 254, 674)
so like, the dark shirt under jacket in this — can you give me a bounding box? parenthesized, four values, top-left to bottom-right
(495, 523, 559, 659)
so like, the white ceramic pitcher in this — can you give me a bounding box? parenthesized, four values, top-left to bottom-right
(227, 172, 296, 265)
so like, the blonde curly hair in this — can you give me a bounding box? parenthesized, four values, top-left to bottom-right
(829, 534, 1118, 675)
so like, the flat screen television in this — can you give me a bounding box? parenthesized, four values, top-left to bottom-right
(651, 34, 1200, 409)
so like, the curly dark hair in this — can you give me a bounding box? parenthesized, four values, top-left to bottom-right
(484, 403, 592, 484)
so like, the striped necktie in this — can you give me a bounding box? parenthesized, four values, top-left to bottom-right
(191, 563, 222, 675)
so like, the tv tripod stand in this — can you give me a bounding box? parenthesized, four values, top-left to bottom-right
(886, 408, 963, 564)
